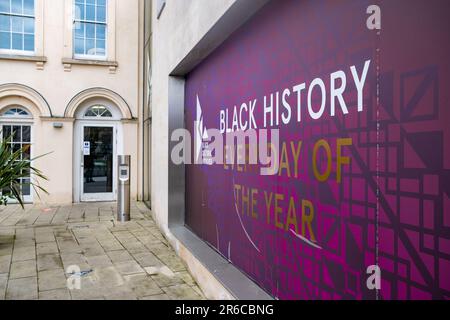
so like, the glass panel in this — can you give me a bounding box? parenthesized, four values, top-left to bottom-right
(23, 0, 34, 16)
(0, 0, 10, 13)
(74, 37, 84, 54)
(83, 126, 113, 194)
(84, 109, 97, 117)
(24, 33, 33, 51)
(74, 21, 84, 37)
(85, 38, 95, 55)
(74, 2, 85, 20)
(21, 178, 31, 196)
(0, 14, 10, 31)
(102, 109, 112, 117)
(0, 31, 10, 49)
(11, 32, 22, 50)
(23, 17, 34, 33)
(19, 108, 28, 115)
(22, 144, 31, 159)
(96, 24, 105, 39)
(84, 106, 112, 117)
(86, 4, 95, 21)
(95, 39, 105, 53)
(86, 22, 94, 38)
(22, 126, 31, 143)
(2, 125, 11, 139)
(96, 5, 106, 22)
(12, 142, 20, 154)
(13, 126, 21, 142)
(11, 0, 22, 15)
(11, 16, 22, 32)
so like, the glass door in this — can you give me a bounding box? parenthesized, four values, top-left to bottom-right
(81, 125, 115, 201)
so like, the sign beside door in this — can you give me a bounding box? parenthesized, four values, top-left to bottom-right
(83, 141, 90, 156)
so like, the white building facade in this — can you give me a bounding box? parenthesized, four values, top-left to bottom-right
(0, 0, 144, 204)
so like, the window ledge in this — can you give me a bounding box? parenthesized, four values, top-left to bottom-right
(61, 58, 118, 73)
(0, 54, 47, 70)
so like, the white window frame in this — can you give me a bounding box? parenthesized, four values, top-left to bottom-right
(0, 0, 36, 55)
(0, 106, 34, 204)
(73, 0, 108, 60)
(64, 0, 116, 62)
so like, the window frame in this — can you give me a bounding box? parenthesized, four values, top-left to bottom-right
(0, 106, 34, 203)
(83, 105, 113, 119)
(1, 106, 33, 118)
(72, 0, 108, 60)
(0, 0, 36, 55)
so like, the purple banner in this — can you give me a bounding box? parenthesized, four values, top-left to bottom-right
(184, 0, 450, 300)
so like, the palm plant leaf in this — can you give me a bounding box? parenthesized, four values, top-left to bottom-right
(0, 132, 49, 208)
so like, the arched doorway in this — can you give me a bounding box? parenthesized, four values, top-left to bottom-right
(73, 101, 124, 202)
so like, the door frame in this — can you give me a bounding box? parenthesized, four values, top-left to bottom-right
(74, 120, 122, 202)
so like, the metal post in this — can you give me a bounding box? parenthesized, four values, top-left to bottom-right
(117, 155, 131, 222)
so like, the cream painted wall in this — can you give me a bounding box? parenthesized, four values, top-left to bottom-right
(0, 0, 144, 204)
(150, 0, 237, 232)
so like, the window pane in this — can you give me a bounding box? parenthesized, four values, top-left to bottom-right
(74, 21, 84, 37)
(86, 4, 95, 20)
(0, 31, 9, 49)
(22, 145, 30, 159)
(12, 32, 23, 50)
(74, 37, 84, 54)
(21, 179, 31, 196)
(97, 0, 106, 7)
(13, 126, 21, 142)
(23, 0, 34, 16)
(24, 34, 33, 51)
(86, 22, 94, 38)
(0, 14, 10, 31)
(12, 143, 20, 154)
(0, 0, 10, 13)
(11, 16, 22, 33)
(86, 38, 95, 54)
(86, 0, 95, 5)
(11, 0, 22, 14)
(22, 126, 31, 143)
(2, 125, 11, 139)
(95, 40, 105, 56)
(74, 2, 84, 20)
(85, 109, 96, 117)
(23, 17, 34, 33)
(96, 5, 106, 23)
(96, 24, 105, 39)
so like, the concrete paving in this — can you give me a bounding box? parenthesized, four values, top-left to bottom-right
(0, 202, 205, 300)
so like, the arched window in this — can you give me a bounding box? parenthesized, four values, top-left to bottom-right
(1, 107, 32, 118)
(84, 105, 113, 118)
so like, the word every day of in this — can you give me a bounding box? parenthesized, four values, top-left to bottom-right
(219, 59, 371, 133)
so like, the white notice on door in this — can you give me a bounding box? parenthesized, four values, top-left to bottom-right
(83, 141, 90, 156)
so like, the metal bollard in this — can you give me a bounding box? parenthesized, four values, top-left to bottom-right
(117, 155, 131, 222)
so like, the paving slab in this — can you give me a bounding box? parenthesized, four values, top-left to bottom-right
(10, 260, 37, 279)
(0, 202, 205, 300)
(6, 277, 38, 300)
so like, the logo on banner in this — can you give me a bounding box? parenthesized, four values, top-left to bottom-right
(195, 95, 212, 164)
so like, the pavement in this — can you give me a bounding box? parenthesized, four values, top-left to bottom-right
(0, 201, 205, 300)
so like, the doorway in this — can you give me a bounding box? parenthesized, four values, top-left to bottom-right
(81, 124, 116, 202)
(73, 104, 122, 203)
